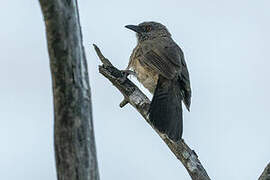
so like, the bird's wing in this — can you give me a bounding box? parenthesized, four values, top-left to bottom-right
(139, 38, 181, 79)
(178, 50, 192, 110)
(140, 37, 192, 110)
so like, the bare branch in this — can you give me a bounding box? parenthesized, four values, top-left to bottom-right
(39, 1, 99, 180)
(93, 45, 210, 180)
(259, 163, 270, 180)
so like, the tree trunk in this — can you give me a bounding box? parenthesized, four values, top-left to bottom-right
(39, 1, 100, 180)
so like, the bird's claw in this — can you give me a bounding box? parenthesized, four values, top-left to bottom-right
(117, 70, 136, 84)
(121, 70, 136, 77)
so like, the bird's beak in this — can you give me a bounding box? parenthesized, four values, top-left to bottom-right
(125, 25, 143, 33)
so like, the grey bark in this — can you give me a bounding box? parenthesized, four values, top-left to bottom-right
(39, 1, 99, 180)
(259, 163, 270, 180)
(93, 44, 210, 180)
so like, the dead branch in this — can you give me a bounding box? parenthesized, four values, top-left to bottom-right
(259, 163, 270, 180)
(93, 44, 210, 180)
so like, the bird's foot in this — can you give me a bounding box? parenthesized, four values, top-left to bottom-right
(117, 70, 136, 84)
(121, 70, 136, 77)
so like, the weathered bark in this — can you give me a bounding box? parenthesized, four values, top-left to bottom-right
(39, 1, 99, 180)
(259, 163, 270, 180)
(93, 44, 210, 180)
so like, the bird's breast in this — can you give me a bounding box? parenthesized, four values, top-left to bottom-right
(131, 58, 158, 94)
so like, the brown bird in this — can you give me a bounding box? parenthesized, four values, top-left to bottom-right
(125, 21, 191, 141)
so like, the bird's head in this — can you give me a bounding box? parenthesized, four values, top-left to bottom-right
(125, 21, 171, 42)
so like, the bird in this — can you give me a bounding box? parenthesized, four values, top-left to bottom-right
(124, 21, 191, 142)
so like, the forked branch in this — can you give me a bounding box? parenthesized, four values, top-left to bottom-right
(93, 44, 211, 180)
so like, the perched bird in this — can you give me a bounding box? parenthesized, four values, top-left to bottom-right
(125, 21, 191, 141)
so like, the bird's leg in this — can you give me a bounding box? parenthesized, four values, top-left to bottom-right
(121, 69, 136, 77)
(117, 70, 137, 108)
(117, 69, 137, 84)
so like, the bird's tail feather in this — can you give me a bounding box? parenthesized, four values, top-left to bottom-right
(149, 76, 183, 141)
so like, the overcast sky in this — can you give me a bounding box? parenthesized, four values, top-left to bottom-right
(1, 0, 270, 179)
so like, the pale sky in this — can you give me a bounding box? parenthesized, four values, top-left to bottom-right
(1, 0, 270, 179)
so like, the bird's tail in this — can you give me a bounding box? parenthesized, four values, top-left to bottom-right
(149, 75, 183, 142)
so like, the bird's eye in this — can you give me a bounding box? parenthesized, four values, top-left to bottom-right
(145, 26, 151, 32)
